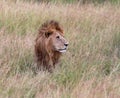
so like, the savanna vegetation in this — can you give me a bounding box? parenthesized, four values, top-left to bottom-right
(0, 0, 120, 98)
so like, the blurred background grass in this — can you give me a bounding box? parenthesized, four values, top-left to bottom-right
(5, 0, 120, 4)
(0, 0, 120, 98)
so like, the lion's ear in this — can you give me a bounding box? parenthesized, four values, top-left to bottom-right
(45, 32, 53, 38)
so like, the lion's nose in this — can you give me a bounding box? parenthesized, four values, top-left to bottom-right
(64, 43, 69, 47)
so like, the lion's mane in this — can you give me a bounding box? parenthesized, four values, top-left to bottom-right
(35, 20, 63, 71)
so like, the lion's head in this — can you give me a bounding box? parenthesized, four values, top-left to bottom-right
(35, 20, 68, 72)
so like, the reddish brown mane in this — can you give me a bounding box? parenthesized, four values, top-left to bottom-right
(35, 20, 63, 72)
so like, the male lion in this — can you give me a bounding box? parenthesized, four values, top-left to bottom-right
(35, 20, 69, 72)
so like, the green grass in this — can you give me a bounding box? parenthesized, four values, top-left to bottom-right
(0, 1, 120, 98)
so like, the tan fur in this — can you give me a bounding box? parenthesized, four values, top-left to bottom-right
(35, 20, 66, 72)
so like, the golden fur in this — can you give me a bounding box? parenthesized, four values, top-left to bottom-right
(35, 20, 67, 72)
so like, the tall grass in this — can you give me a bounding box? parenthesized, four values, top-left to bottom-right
(4, 0, 120, 4)
(0, 1, 120, 98)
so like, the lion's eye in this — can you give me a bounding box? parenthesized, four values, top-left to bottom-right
(56, 36, 60, 39)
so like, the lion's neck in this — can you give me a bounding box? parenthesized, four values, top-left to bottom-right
(51, 51, 61, 65)
(35, 46, 62, 70)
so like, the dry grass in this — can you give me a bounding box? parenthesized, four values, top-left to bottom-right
(0, 1, 120, 98)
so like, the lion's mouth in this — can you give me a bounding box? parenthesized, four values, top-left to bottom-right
(58, 48, 67, 53)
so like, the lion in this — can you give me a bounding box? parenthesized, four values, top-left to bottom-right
(35, 20, 69, 72)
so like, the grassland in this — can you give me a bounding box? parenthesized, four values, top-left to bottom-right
(0, 0, 120, 98)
